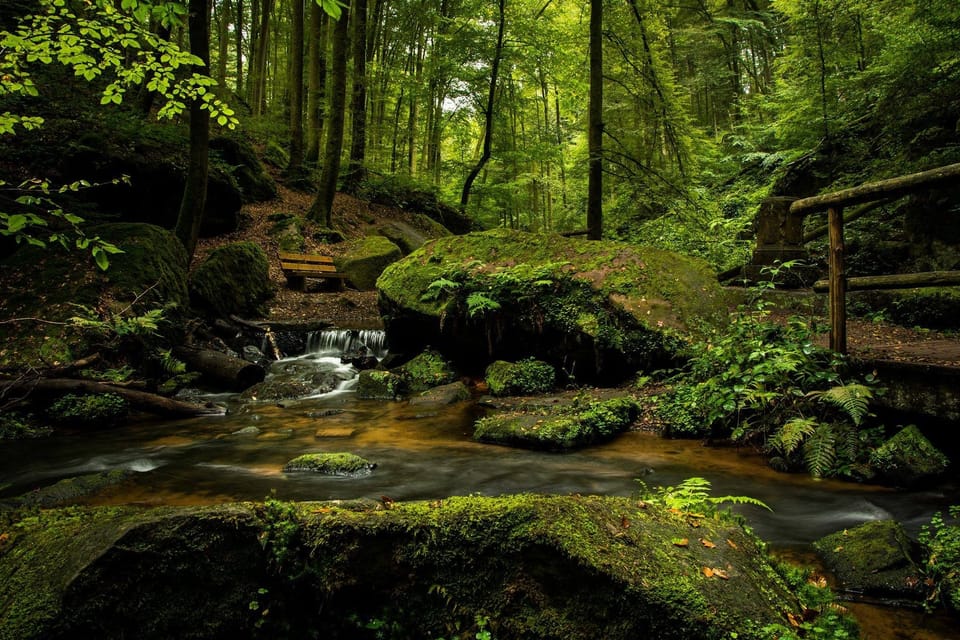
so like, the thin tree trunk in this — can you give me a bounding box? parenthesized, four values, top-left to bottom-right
(251, 0, 273, 115)
(460, 0, 505, 212)
(234, 0, 243, 93)
(587, 0, 602, 240)
(308, 5, 350, 227)
(344, 0, 368, 189)
(287, 0, 305, 174)
(175, 0, 211, 261)
(305, 5, 328, 163)
(216, 0, 228, 86)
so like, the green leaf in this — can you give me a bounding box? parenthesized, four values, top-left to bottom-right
(92, 246, 110, 271)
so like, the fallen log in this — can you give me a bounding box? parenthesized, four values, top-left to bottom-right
(0, 377, 226, 417)
(173, 346, 266, 391)
(812, 270, 960, 293)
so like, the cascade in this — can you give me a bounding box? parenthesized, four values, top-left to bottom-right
(306, 329, 388, 359)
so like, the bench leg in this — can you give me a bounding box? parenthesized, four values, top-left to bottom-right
(286, 275, 305, 291)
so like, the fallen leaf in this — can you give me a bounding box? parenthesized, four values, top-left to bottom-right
(700, 538, 717, 548)
(620, 515, 631, 529)
(636, 500, 649, 509)
(833, 545, 844, 553)
(687, 519, 702, 528)
(712, 568, 730, 580)
(702, 567, 714, 578)
(672, 538, 689, 547)
(787, 612, 801, 628)
(726, 538, 738, 549)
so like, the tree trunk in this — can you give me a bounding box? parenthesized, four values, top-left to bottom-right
(459, 0, 505, 213)
(344, 0, 368, 190)
(587, 0, 603, 240)
(173, 346, 266, 391)
(305, 4, 328, 163)
(174, 0, 211, 262)
(307, 5, 350, 227)
(234, 0, 244, 93)
(216, 0, 228, 86)
(251, 0, 273, 115)
(287, 0, 305, 174)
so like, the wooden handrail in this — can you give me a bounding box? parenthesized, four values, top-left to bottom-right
(813, 271, 960, 293)
(790, 162, 960, 216)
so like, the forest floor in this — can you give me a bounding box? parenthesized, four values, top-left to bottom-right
(195, 181, 960, 368)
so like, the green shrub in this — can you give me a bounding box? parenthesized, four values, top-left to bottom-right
(47, 392, 128, 427)
(919, 506, 960, 613)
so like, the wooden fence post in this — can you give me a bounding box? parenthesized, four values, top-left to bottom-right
(827, 206, 846, 353)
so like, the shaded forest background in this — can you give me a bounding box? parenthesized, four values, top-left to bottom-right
(1, 0, 959, 275)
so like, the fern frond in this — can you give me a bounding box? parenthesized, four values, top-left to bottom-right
(772, 416, 818, 455)
(709, 495, 772, 511)
(803, 423, 837, 478)
(812, 383, 873, 425)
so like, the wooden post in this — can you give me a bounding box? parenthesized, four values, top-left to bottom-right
(827, 206, 846, 353)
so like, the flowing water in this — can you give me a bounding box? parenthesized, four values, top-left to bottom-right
(1, 329, 957, 637)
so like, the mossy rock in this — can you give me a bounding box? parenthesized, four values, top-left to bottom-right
(47, 393, 128, 428)
(334, 235, 403, 291)
(189, 242, 273, 318)
(356, 370, 406, 400)
(870, 425, 950, 487)
(209, 136, 277, 203)
(474, 397, 640, 451)
(312, 227, 347, 244)
(376, 219, 449, 255)
(0, 413, 51, 440)
(485, 358, 556, 396)
(0, 223, 188, 371)
(5, 470, 134, 508)
(267, 213, 305, 253)
(814, 520, 924, 601)
(0, 496, 807, 639)
(377, 229, 731, 383)
(282, 452, 376, 476)
(395, 349, 458, 393)
(408, 381, 470, 407)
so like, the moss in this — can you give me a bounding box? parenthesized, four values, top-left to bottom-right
(870, 425, 950, 487)
(282, 453, 376, 476)
(267, 213, 305, 253)
(814, 520, 924, 600)
(485, 358, 556, 396)
(189, 242, 273, 318)
(356, 370, 406, 400)
(335, 236, 403, 291)
(9, 470, 135, 508)
(474, 397, 640, 451)
(395, 349, 458, 392)
(0, 414, 51, 440)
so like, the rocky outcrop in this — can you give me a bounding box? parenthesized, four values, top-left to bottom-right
(334, 236, 403, 291)
(0, 495, 808, 639)
(377, 229, 731, 383)
(189, 242, 273, 318)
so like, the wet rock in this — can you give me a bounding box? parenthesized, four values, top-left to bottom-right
(308, 409, 345, 418)
(408, 382, 470, 408)
(814, 520, 924, 602)
(282, 453, 376, 476)
(395, 349, 458, 393)
(474, 397, 640, 451)
(341, 351, 378, 370)
(870, 425, 950, 487)
(485, 358, 556, 396)
(0, 496, 810, 639)
(356, 370, 405, 400)
(4, 470, 134, 508)
(242, 345, 267, 365)
(231, 426, 261, 437)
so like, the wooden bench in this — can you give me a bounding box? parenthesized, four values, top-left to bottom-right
(278, 251, 347, 291)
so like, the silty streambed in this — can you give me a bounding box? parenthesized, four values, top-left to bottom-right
(0, 329, 957, 637)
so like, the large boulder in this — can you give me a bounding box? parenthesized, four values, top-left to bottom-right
(0, 223, 188, 370)
(377, 229, 731, 383)
(208, 135, 278, 203)
(189, 242, 273, 318)
(870, 425, 950, 487)
(334, 236, 403, 290)
(0, 496, 808, 639)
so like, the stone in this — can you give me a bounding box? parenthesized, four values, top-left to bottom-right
(189, 242, 273, 318)
(282, 452, 376, 475)
(356, 370, 405, 400)
(870, 425, 950, 487)
(394, 349, 458, 393)
(485, 358, 556, 396)
(408, 381, 470, 407)
(334, 235, 403, 291)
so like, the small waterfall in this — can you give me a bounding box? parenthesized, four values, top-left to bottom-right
(306, 329, 388, 359)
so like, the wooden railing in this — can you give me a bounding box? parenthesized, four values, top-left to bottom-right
(789, 162, 960, 353)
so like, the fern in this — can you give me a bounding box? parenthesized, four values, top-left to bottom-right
(803, 423, 837, 478)
(639, 477, 771, 513)
(465, 292, 501, 318)
(772, 416, 818, 456)
(811, 383, 873, 426)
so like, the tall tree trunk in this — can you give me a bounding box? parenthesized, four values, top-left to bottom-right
(175, 0, 211, 261)
(344, 0, 368, 190)
(216, 0, 228, 86)
(251, 0, 273, 115)
(459, 0, 505, 212)
(287, 0, 305, 174)
(305, 5, 328, 163)
(308, 5, 350, 227)
(587, 0, 603, 240)
(406, 25, 425, 175)
(234, 0, 243, 93)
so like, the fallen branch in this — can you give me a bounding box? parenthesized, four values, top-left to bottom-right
(0, 377, 227, 417)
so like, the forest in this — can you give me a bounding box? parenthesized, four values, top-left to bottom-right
(1, 0, 960, 638)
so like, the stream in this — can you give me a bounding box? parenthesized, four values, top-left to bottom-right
(1, 329, 957, 638)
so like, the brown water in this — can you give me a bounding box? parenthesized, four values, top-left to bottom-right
(1, 340, 957, 638)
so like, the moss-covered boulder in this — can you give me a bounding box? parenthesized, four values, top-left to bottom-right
(0, 223, 188, 370)
(377, 218, 450, 255)
(282, 452, 376, 475)
(189, 242, 272, 317)
(395, 349, 458, 393)
(485, 358, 556, 396)
(870, 425, 950, 487)
(209, 135, 277, 203)
(814, 520, 924, 602)
(267, 213, 305, 253)
(3, 470, 134, 508)
(0, 496, 809, 639)
(334, 235, 403, 291)
(377, 229, 730, 383)
(356, 370, 406, 400)
(408, 381, 471, 407)
(474, 397, 640, 451)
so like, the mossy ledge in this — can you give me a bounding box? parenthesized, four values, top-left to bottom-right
(0, 495, 805, 639)
(376, 229, 731, 383)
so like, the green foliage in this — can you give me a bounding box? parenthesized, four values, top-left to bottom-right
(637, 477, 770, 515)
(919, 505, 960, 612)
(257, 497, 301, 569)
(484, 358, 556, 396)
(762, 562, 860, 640)
(47, 392, 128, 426)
